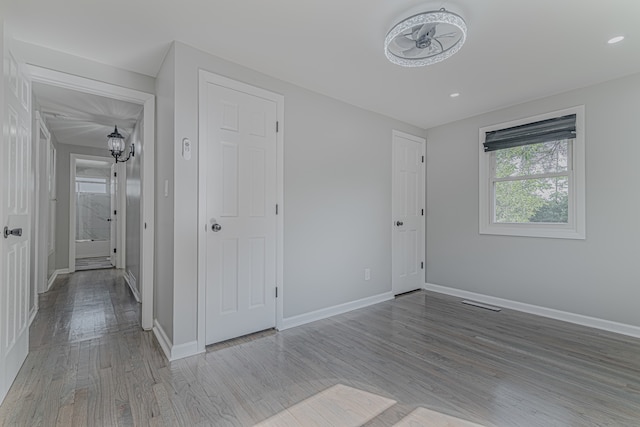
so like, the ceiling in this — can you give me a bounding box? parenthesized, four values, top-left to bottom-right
(33, 83, 142, 148)
(5, 1, 640, 129)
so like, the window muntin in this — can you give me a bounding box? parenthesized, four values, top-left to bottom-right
(492, 140, 571, 224)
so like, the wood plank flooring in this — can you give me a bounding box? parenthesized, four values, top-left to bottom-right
(1, 269, 639, 426)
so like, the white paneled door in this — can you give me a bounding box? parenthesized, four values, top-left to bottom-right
(392, 131, 425, 295)
(202, 76, 278, 345)
(1, 51, 31, 403)
(110, 164, 117, 267)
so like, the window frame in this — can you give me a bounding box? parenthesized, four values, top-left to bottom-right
(479, 106, 585, 239)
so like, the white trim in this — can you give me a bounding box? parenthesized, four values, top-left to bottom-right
(478, 105, 586, 239)
(152, 320, 172, 361)
(140, 98, 155, 331)
(47, 268, 69, 291)
(28, 305, 37, 327)
(123, 270, 141, 303)
(279, 292, 394, 331)
(197, 70, 285, 352)
(391, 130, 426, 295)
(423, 283, 640, 339)
(152, 320, 203, 361)
(27, 64, 155, 332)
(170, 341, 202, 361)
(69, 153, 114, 274)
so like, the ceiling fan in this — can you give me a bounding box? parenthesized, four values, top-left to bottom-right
(385, 8, 467, 67)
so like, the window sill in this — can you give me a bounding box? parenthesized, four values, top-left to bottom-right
(479, 223, 585, 240)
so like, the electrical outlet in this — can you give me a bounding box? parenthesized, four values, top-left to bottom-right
(364, 268, 370, 281)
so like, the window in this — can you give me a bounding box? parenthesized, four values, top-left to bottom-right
(479, 106, 585, 239)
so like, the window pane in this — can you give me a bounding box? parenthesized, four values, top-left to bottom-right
(495, 176, 568, 223)
(495, 140, 568, 179)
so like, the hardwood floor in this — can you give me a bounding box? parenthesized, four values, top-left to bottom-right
(1, 269, 639, 426)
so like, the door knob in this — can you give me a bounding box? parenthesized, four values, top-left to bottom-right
(395, 221, 404, 227)
(211, 223, 222, 232)
(106, 218, 112, 222)
(4, 226, 22, 238)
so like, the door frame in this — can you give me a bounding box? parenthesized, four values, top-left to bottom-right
(33, 111, 51, 295)
(69, 153, 116, 268)
(197, 70, 285, 352)
(27, 65, 156, 330)
(391, 130, 426, 294)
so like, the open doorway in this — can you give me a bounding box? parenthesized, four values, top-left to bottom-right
(72, 157, 116, 271)
(28, 65, 155, 331)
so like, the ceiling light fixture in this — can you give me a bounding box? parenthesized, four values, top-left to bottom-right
(450, 92, 460, 98)
(385, 8, 467, 67)
(607, 36, 625, 44)
(107, 125, 134, 163)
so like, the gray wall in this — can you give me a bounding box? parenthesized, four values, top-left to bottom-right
(154, 45, 176, 341)
(15, 40, 155, 94)
(156, 42, 424, 347)
(426, 72, 640, 327)
(125, 115, 142, 295)
(55, 143, 112, 269)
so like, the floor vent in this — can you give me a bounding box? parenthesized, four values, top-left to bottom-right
(462, 300, 502, 312)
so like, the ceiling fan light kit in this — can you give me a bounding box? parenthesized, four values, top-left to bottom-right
(385, 8, 467, 67)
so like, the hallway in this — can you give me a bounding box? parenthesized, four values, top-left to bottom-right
(0, 269, 159, 425)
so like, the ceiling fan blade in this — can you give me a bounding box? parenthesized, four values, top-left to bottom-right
(402, 46, 423, 58)
(394, 36, 415, 50)
(417, 23, 437, 39)
(434, 32, 457, 39)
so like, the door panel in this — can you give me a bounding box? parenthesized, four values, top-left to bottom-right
(1, 51, 31, 403)
(204, 81, 277, 345)
(392, 131, 424, 295)
(110, 164, 117, 267)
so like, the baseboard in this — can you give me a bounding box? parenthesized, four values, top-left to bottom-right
(424, 282, 640, 339)
(123, 270, 141, 303)
(28, 305, 37, 326)
(280, 291, 395, 331)
(153, 319, 173, 361)
(171, 340, 202, 360)
(47, 268, 69, 291)
(152, 319, 203, 362)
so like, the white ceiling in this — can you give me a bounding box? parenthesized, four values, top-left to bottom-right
(5, 1, 640, 129)
(33, 82, 142, 148)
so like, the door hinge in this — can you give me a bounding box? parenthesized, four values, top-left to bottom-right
(113, 248, 117, 254)
(275, 287, 278, 298)
(114, 171, 117, 177)
(114, 209, 117, 215)
(421, 262, 424, 269)
(276, 121, 279, 133)
(421, 209, 424, 216)
(421, 156, 424, 163)
(276, 204, 279, 215)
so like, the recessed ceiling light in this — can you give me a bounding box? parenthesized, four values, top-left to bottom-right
(450, 92, 460, 98)
(608, 36, 625, 44)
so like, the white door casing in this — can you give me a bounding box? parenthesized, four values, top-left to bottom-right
(34, 112, 51, 294)
(392, 130, 425, 295)
(68, 154, 114, 272)
(1, 51, 31, 404)
(28, 65, 155, 331)
(198, 71, 284, 346)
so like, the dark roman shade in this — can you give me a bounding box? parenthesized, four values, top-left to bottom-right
(483, 114, 576, 152)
